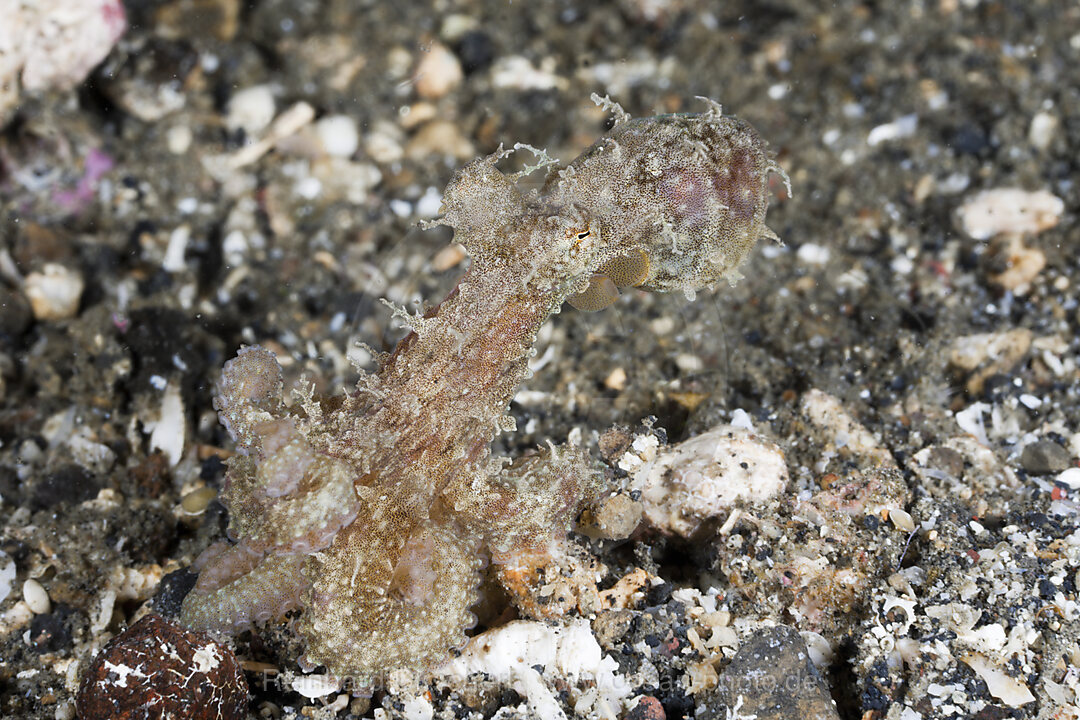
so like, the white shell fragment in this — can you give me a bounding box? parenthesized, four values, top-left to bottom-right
(0, 552, 15, 605)
(291, 673, 342, 700)
(144, 382, 186, 466)
(961, 653, 1035, 707)
(635, 424, 789, 537)
(956, 188, 1064, 240)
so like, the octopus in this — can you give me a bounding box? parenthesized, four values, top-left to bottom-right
(179, 95, 789, 689)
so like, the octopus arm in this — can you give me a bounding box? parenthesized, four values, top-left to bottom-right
(180, 548, 307, 634)
(446, 444, 605, 560)
(295, 503, 483, 688)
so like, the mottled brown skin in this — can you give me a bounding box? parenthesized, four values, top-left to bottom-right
(179, 97, 788, 688)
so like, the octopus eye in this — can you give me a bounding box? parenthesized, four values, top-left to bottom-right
(597, 247, 650, 288)
(567, 274, 619, 311)
(566, 226, 593, 243)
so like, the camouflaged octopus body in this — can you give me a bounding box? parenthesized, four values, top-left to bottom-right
(179, 98, 787, 685)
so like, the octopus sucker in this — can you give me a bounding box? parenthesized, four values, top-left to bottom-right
(180, 98, 786, 684)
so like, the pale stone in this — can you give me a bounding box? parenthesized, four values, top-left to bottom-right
(414, 43, 462, 100)
(636, 424, 789, 537)
(226, 84, 276, 136)
(24, 264, 84, 321)
(957, 188, 1063, 239)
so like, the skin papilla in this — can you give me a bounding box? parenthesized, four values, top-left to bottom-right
(179, 96, 788, 686)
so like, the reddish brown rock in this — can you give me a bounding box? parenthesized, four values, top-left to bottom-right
(76, 614, 247, 720)
(626, 695, 666, 720)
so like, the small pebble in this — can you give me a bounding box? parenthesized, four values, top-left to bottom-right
(226, 84, 276, 136)
(625, 695, 666, 720)
(1058, 468, 1080, 490)
(675, 353, 703, 373)
(987, 236, 1046, 293)
(0, 551, 15, 604)
(413, 42, 463, 99)
(1020, 440, 1071, 475)
(431, 243, 466, 272)
(889, 508, 915, 533)
(701, 625, 840, 719)
(180, 486, 218, 515)
(604, 367, 627, 391)
(406, 120, 475, 160)
(578, 492, 642, 541)
(638, 424, 788, 537)
(315, 114, 359, 158)
(947, 329, 1032, 395)
(364, 120, 405, 163)
(1028, 111, 1058, 150)
(166, 125, 193, 155)
(796, 242, 830, 266)
(23, 578, 51, 614)
(24, 263, 84, 321)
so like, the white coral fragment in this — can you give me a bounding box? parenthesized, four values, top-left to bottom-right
(437, 619, 631, 720)
(0, 0, 126, 121)
(635, 424, 789, 537)
(956, 187, 1064, 240)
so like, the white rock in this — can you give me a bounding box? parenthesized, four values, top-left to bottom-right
(729, 408, 754, 430)
(1058, 468, 1080, 490)
(796, 242, 831, 266)
(0, 0, 126, 121)
(315, 115, 359, 158)
(635, 424, 789, 537)
(23, 579, 50, 614)
(166, 125, 193, 155)
(69, 427, 118, 475)
(957, 188, 1064, 240)
(955, 403, 991, 447)
(163, 225, 190, 273)
(415, 186, 443, 219)
(1028, 111, 1058, 151)
(24, 263, 84, 321)
(889, 508, 915, 532)
(227, 85, 277, 136)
